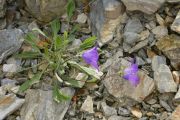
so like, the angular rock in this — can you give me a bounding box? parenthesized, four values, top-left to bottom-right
(0, 29, 24, 64)
(108, 115, 131, 120)
(103, 58, 155, 102)
(154, 64, 177, 93)
(169, 105, 180, 120)
(124, 18, 143, 33)
(25, 0, 67, 23)
(128, 39, 148, 53)
(152, 26, 168, 39)
(20, 87, 75, 120)
(118, 107, 130, 116)
(80, 96, 94, 113)
(123, 32, 140, 45)
(152, 55, 166, 71)
(76, 13, 87, 24)
(101, 102, 117, 117)
(90, 0, 125, 45)
(131, 107, 142, 118)
(156, 35, 180, 70)
(171, 10, 180, 34)
(121, 0, 165, 14)
(3, 64, 21, 73)
(172, 71, 180, 84)
(0, 94, 25, 120)
(174, 85, 180, 102)
(159, 100, 172, 112)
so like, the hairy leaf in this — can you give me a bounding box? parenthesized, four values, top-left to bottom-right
(80, 36, 97, 50)
(14, 51, 40, 59)
(66, 0, 75, 21)
(19, 72, 43, 92)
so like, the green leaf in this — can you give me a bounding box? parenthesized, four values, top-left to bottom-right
(53, 85, 70, 103)
(61, 75, 81, 88)
(54, 35, 63, 50)
(68, 61, 103, 80)
(51, 19, 60, 37)
(80, 36, 97, 50)
(14, 51, 40, 59)
(66, 0, 75, 21)
(25, 33, 40, 52)
(19, 72, 43, 92)
(32, 28, 47, 38)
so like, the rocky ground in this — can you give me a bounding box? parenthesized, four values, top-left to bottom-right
(0, 0, 180, 120)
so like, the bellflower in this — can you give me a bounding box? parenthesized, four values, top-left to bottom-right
(82, 46, 99, 70)
(123, 63, 140, 86)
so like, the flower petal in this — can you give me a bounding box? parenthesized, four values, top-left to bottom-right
(124, 64, 138, 74)
(128, 74, 140, 86)
(82, 46, 99, 70)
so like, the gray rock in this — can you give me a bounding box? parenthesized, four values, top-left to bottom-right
(80, 96, 94, 113)
(152, 26, 168, 39)
(108, 115, 131, 120)
(118, 107, 130, 116)
(128, 39, 149, 53)
(20, 87, 75, 120)
(1, 78, 17, 86)
(0, 94, 25, 120)
(90, 0, 125, 45)
(103, 58, 155, 102)
(0, 0, 6, 17)
(152, 56, 166, 71)
(174, 85, 180, 102)
(25, 0, 67, 22)
(121, 0, 165, 14)
(135, 56, 145, 66)
(123, 32, 140, 45)
(0, 29, 24, 64)
(101, 102, 117, 117)
(76, 13, 87, 24)
(171, 10, 180, 34)
(124, 18, 143, 33)
(159, 100, 172, 112)
(154, 64, 177, 93)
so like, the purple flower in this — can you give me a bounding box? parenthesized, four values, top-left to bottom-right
(82, 46, 99, 70)
(123, 63, 140, 86)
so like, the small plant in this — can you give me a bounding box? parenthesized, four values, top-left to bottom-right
(16, 19, 101, 103)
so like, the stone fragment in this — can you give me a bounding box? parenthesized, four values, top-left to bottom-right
(3, 64, 21, 73)
(154, 64, 177, 93)
(0, 29, 24, 64)
(171, 10, 180, 34)
(139, 30, 150, 41)
(20, 87, 74, 120)
(174, 85, 180, 102)
(156, 13, 165, 26)
(123, 32, 140, 45)
(118, 107, 130, 116)
(131, 107, 142, 118)
(152, 26, 168, 39)
(103, 58, 155, 102)
(124, 18, 143, 33)
(80, 96, 94, 113)
(25, 0, 67, 22)
(172, 71, 180, 84)
(169, 105, 180, 120)
(167, 0, 180, 2)
(90, 0, 125, 45)
(101, 102, 117, 117)
(108, 115, 130, 120)
(159, 100, 172, 112)
(156, 35, 180, 70)
(128, 40, 148, 53)
(76, 13, 87, 24)
(121, 0, 165, 14)
(0, 94, 25, 120)
(152, 55, 166, 71)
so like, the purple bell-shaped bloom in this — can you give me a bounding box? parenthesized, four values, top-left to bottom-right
(123, 63, 140, 86)
(82, 46, 99, 70)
